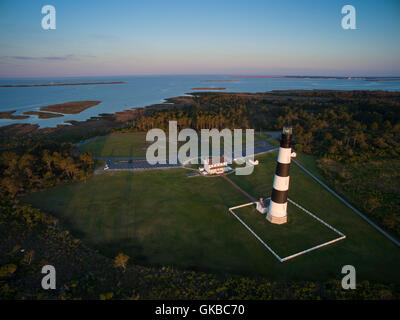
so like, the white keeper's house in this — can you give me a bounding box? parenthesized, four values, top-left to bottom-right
(203, 156, 228, 175)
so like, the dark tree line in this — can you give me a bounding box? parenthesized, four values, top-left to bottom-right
(131, 90, 400, 163)
(0, 142, 94, 198)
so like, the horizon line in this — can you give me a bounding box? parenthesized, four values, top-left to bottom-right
(1, 73, 400, 80)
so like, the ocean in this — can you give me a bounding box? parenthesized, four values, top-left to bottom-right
(1, 75, 400, 128)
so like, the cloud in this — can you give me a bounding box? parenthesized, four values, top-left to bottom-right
(0, 54, 95, 61)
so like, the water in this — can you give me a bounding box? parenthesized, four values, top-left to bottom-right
(1, 75, 400, 128)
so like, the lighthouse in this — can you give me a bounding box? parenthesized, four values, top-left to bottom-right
(266, 126, 296, 224)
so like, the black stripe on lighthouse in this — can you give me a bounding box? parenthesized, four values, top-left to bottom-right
(271, 188, 288, 204)
(275, 162, 290, 177)
(270, 127, 292, 207)
(280, 133, 291, 148)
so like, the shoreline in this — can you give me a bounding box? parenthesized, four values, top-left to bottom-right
(0, 100, 102, 120)
(228, 75, 400, 81)
(0, 81, 126, 88)
(191, 87, 226, 90)
(1, 89, 399, 142)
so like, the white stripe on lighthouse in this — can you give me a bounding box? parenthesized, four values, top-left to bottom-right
(277, 147, 292, 164)
(273, 175, 290, 191)
(268, 201, 287, 218)
(267, 126, 293, 224)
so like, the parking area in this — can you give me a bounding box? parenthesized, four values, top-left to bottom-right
(100, 138, 278, 171)
(105, 159, 181, 171)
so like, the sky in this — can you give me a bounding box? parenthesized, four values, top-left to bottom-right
(0, 0, 399, 78)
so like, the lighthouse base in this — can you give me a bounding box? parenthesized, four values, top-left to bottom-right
(266, 214, 287, 224)
(266, 200, 288, 224)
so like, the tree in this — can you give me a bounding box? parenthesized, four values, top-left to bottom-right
(114, 253, 130, 272)
(0, 264, 17, 278)
(21, 250, 35, 265)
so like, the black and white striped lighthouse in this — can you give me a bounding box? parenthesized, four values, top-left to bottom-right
(266, 126, 296, 224)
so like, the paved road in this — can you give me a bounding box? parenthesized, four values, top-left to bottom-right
(97, 156, 146, 161)
(292, 159, 400, 247)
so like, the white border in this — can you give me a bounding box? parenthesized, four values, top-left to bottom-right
(228, 199, 346, 262)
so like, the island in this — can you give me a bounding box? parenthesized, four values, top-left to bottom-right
(0, 81, 125, 88)
(228, 75, 400, 81)
(23, 111, 63, 119)
(191, 87, 226, 90)
(40, 101, 101, 114)
(201, 80, 238, 82)
(0, 110, 29, 120)
(1, 101, 102, 121)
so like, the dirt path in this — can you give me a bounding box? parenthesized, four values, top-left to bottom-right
(222, 175, 256, 202)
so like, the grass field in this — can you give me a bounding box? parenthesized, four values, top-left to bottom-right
(231, 203, 341, 259)
(293, 153, 326, 182)
(23, 151, 400, 283)
(80, 134, 150, 157)
(79, 132, 270, 158)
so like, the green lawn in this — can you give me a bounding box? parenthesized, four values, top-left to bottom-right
(232, 204, 340, 258)
(80, 134, 150, 157)
(230, 152, 400, 283)
(79, 132, 271, 158)
(293, 152, 326, 182)
(23, 152, 400, 283)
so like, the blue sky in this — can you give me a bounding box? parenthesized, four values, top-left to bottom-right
(0, 0, 399, 77)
